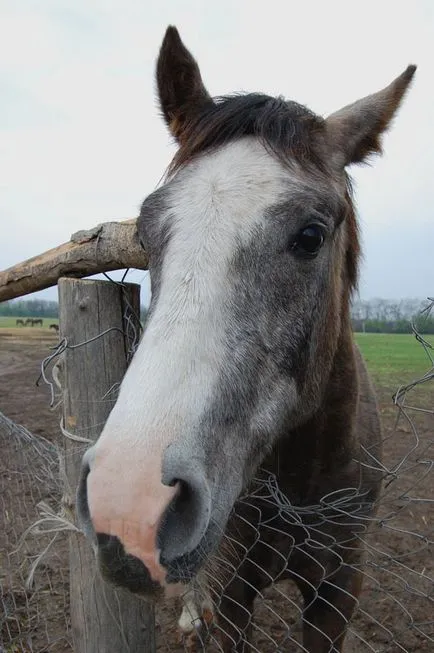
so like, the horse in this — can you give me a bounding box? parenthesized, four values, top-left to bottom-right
(76, 27, 416, 652)
(33, 318, 43, 326)
(16, 319, 24, 326)
(49, 323, 59, 333)
(24, 318, 34, 326)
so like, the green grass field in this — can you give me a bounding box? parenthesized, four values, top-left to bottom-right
(0, 317, 431, 392)
(0, 316, 59, 328)
(355, 332, 433, 389)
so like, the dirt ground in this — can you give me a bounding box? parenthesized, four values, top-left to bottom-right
(0, 329, 433, 652)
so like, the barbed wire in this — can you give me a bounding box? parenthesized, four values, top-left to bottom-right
(1, 292, 432, 652)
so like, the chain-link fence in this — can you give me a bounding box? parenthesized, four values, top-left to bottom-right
(0, 412, 71, 652)
(1, 298, 433, 652)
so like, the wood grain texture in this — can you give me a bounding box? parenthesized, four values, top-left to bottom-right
(0, 219, 148, 302)
(59, 278, 155, 653)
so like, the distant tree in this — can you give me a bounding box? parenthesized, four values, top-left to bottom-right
(350, 297, 433, 334)
(0, 299, 59, 318)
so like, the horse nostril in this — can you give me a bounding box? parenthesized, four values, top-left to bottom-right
(159, 458, 212, 563)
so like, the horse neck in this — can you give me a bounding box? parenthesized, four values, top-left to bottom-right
(267, 308, 359, 504)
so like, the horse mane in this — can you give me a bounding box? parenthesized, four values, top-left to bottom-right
(168, 92, 360, 292)
(344, 179, 361, 293)
(168, 93, 324, 173)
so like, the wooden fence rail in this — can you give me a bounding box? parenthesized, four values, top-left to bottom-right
(0, 219, 147, 302)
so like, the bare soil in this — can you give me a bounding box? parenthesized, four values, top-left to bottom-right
(0, 329, 432, 652)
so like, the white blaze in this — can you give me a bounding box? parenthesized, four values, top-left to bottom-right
(95, 138, 290, 459)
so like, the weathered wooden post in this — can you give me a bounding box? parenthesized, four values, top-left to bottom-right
(58, 277, 155, 653)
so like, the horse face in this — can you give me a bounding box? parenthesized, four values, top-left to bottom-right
(77, 27, 415, 596)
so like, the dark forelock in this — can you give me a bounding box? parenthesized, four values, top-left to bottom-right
(168, 93, 325, 174)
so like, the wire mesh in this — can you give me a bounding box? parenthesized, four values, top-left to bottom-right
(155, 298, 434, 652)
(0, 412, 71, 652)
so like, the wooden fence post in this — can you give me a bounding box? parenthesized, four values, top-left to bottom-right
(58, 277, 155, 653)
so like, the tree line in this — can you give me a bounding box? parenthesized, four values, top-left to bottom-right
(350, 298, 434, 334)
(0, 299, 59, 318)
(1, 297, 433, 334)
(0, 298, 149, 323)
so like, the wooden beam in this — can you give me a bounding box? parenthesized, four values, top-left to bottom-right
(59, 277, 155, 653)
(0, 219, 148, 302)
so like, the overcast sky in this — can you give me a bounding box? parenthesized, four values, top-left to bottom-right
(1, 0, 432, 305)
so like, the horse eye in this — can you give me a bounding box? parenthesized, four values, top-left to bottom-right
(292, 224, 325, 256)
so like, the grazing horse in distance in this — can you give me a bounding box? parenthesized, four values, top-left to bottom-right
(49, 323, 59, 333)
(23, 317, 43, 326)
(16, 318, 24, 326)
(76, 27, 416, 652)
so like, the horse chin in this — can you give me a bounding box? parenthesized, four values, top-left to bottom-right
(164, 548, 204, 584)
(163, 517, 220, 585)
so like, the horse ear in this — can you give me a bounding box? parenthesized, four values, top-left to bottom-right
(325, 65, 416, 167)
(156, 26, 212, 142)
